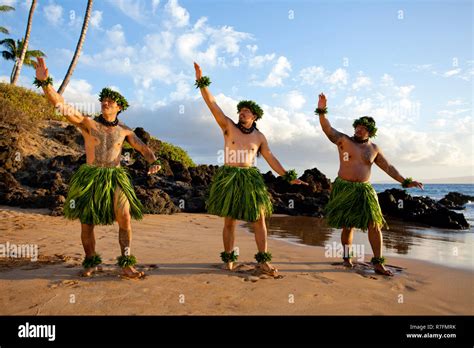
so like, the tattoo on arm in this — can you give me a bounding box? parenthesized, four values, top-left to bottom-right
(328, 128, 344, 144)
(128, 132, 156, 163)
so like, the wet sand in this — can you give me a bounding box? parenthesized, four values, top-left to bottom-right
(0, 206, 472, 315)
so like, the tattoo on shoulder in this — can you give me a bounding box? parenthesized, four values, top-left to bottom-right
(119, 122, 132, 131)
(329, 129, 345, 143)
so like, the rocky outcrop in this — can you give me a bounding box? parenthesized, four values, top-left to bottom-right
(438, 192, 474, 210)
(378, 189, 469, 230)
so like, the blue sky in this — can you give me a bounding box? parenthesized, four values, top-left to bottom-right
(1, 0, 472, 182)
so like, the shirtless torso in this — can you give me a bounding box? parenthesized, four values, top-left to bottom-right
(335, 135, 378, 182)
(81, 119, 128, 167)
(222, 121, 263, 167)
(72, 117, 154, 168)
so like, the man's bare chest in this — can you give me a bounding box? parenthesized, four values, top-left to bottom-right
(224, 126, 260, 151)
(338, 141, 377, 164)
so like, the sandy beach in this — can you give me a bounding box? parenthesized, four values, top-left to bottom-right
(0, 206, 472, 315)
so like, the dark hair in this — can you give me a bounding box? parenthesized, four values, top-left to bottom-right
(99, 87, 129, 111)
(237, 100, 264, 120)
(353, 116, 377, 137)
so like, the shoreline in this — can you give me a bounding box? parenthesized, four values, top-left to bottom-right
(0, 206, 473, 315)
(245, 214, 474, 271)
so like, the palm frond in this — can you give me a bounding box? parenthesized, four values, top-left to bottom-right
(0, 5, 15, 12)
(1, 51, 14, 61)
(0, 38, 15, 50)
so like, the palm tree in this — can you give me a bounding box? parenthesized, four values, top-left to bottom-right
(58, 0, 93, 95)
(11, 0, 37, 85)
(0, 38, 45, 82)
(0, 5, 15, 35)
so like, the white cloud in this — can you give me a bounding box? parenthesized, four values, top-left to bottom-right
(164, 0, 190, 28)
(394, 63, 434, 73)
(327, 68, 348, 86)
(438, 108, 471, 117)
(176, 21, 251, 67)
(152, 0, 160, 15)
(169, 80, 191, 101)
(352, 72, 371, 90)
(246, 44, 258, 54)
(90, 10, 103, 29)
(298, 66, 348, 91)
(298, 66, 325, 85)
(106, 24, 126, 46)
(248, 53, 275, 68)
(43, 2, 63, 26)
(176, 31, 214, 65)
(284, 90, 306, 110)
(107, 0, 147, 21)
(142, 31, 174, 59)
(54, 79, 100, 114)
(443, 68, 461, 77)
(0, 74, 31, 88)
(1, 0, 16, 6)
(254, 56, 291, 87)
(446, 98, 466, 106)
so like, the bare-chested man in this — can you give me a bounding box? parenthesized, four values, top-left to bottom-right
(194, 62, 307, 276)
(317, 93, 423, 276)
(34, 57, 161, 279)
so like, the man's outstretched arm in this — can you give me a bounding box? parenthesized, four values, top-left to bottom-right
(317, 93, 346, 144)
(125, 130, 160, 174)
(34, 57, 90, 130)
(374, 147, 424, 189)
(194, 62, 231, 131)
(259, 134, 307, 185)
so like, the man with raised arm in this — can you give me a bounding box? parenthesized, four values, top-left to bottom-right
(33, 57, 161, 279)
(316, 93, 423, 276)
(194, 62, 307, 276)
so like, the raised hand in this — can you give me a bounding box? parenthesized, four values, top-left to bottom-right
(194, 61, 202, 80)
(318, 93, 326, 109)
(34, 57, 49, 81)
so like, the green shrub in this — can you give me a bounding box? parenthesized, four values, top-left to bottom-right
(155, 139, 196, 168)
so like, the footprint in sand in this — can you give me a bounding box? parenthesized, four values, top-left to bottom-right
(215, 263, 284, 281)
(48, 279, 79, 289)
(333, 261, 403, 279)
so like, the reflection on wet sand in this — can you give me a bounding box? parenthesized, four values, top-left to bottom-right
(244, 214, 473, 270)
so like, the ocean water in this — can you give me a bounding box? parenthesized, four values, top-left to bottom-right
(247, 184, 474, 270)
(372, 183, 474, 228)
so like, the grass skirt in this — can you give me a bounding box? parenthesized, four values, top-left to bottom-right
(324, 177, 388, 230)
(63, 164, 143, 225)
(206, 165, 273, 222)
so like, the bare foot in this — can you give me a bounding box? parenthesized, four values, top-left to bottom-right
(258, 262, 278, 277)
(221, 262, 234, 271)
(342, 258, 354, 268)
(80, 266, 99, 277)
(121, 266, 145, 279)
(374, 263, 394, 276)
